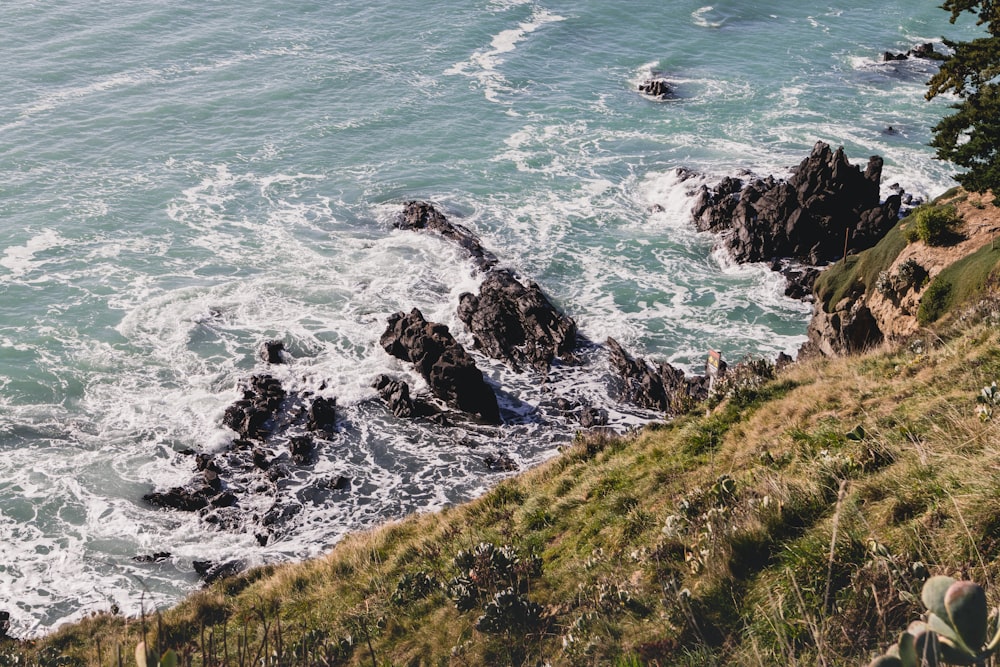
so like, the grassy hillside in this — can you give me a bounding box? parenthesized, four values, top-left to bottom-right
(7, 205, 1000, 666)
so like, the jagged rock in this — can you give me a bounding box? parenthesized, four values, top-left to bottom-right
(580, 406, 609, 428)
(192, 559, 246, 585)
(799, 297, 884, 358)
(288, 436, 315, 465)
(259, 339, 287, 364)
(692, 141, 901, 266)
(373, 374, 417, 417)
(606, 337, 709, 413)
(381, 308, 501, 424)
(457, 268, 577, 372)
(775, 352, 794, 370)
(306, 396, 337, 432)
(908, 42, 944, 60)
(372, 375, 444, 421)
(222, 374, 286, 441)
(484, 451, 518, 472)
(781, 265, 822, 300)
(0, 611, 9, 640)
(639, 78, 673, 99)
(395, 201, 498, 271)
(143, 485, 219, 512)
(883, 43, 943, 62)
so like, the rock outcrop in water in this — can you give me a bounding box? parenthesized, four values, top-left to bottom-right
(883, 42, 945, 62)
(638, 78, 674, 99)
(692, 141, 901, 266)
(458, 268, 578, 373)
(144, 363, 346, 545)
(381, 308, 501, 424)
(395, 201, 579, 375)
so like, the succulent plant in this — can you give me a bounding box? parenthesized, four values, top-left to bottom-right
(867, 576, 1000, 666)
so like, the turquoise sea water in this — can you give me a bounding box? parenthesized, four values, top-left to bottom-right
(0, 0, 981, 634)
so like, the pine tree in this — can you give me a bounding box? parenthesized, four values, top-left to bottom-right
(926, 1, 1000, 203)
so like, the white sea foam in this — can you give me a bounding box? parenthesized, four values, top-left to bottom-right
(0, 229, 63, 279)
(446, 7, 565, 102)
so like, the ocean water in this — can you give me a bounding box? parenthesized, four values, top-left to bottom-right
(0, 0, 980, 635)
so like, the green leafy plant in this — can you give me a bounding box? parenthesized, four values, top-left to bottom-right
(867, 576, 1000, 666)
(918, 279, 954, 325)
(911, 205, 962, 246)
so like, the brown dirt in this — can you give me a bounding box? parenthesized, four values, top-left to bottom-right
(867, 190, 1000, 340)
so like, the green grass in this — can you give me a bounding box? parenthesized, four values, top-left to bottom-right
(919, 241, 1000, 324)
(815, 219, 909, 312)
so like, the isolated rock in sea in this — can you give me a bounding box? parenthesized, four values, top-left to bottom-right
(606, 337, 709, 413)
(638, 78, 674, 99)
(457, 268, 577, 372)
(692, 141, 902, 265)
(579, 406, 609, 428)
(395, 200, 498, 272)
(882, 43, 944, 62)
(259, 339, 287, 364)
(484, 450, 518, 472)
(381, 308, 501, 424)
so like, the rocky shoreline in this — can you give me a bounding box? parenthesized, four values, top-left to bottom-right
(140, 141, 909, 582)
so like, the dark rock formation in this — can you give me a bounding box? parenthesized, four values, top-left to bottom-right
(580, 406, 609, 428)
(260, 340, 287, 364)
(692, 141, 901, 265)
(222, 374, 286, 441)
(395, 201, 498, 271)
(192, 559, 246, 585)
(799, 297, 884, 358)
(373, 374, 417, 417)
(883, 43, 944, 62)
(606, 337, 709, 413)
(306, 396, 337, 432)
(380, 308, 501, 424)
(133, 552, 171, 564)
(145, 373, 342, 545)
(639, 78, 674, 99)
(458, 268, 577, 372)
(484, 451, 518, 472)
(143, 484, 232, 512)
(780, 264, 822, 300)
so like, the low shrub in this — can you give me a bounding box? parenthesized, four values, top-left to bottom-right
(911, 204, 961, 246)
(917, 278, 953, 324)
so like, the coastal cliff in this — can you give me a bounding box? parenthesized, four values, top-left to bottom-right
(802, 189, 1000, 357)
